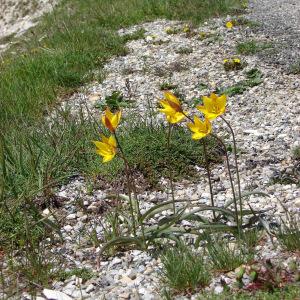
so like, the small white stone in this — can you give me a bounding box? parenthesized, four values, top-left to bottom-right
(66, 213, 76, 220)
(43, 289, 72, 300)
(86, 284, 95, 293)
(63, 225, 73, 233)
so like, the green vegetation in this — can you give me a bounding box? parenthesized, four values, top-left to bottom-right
(217, 68, 264, 96)
(288, 60, 300, 74)
(159, 82, 178, 91)
(0, 0, 243, 205)
(204, 234, 254, 271)
(293, 146, 300, 160)
(236, 40, 274, 55)
(56, 268, 94, 282)
(175, 46, 194, 55)
(161, 241, 211, 293)
(198, 284, 300, 300)
(94, 122, 220, 186)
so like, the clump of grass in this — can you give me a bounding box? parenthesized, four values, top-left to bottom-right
(236, 40, 273, 55)
(55, 268, 94, 282)
(204, 234, 254, 272)
(277, 219, 300, 251)
(159, 82, 178, 91)
(93, 122, 220, 186)
(217, 68, 263, 96)
(292, 146, 300, 160)
(160, 241, 211, 293)
(288, 60, 300, 74)
(175, 47, 193, 55)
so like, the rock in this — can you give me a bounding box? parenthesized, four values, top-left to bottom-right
(214, 285, 224, 294)
(86, 284, 95, 293)
(66, 213, 76, 220)
(63, 225, 73, 233)
(294, 198, 300, 208)
(43, 289, 72, 300)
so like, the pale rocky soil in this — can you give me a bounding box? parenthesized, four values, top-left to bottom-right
(0, 0, 57, 52)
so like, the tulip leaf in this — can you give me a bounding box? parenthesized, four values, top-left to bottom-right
(100, 237, 144, 256)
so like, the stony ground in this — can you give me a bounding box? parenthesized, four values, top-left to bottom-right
(1, 0, 300, 299)
(0, 0, 56, 52)
(248, 0, 300, 69)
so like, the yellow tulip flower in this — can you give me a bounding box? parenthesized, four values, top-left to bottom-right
(101, 107, 121, 133)
(93, 134, 117, 163)
(226, 21, 233, 29)
(197, 93, 226, 120)
(187, 116, 212, 140)
(159, 91, 186, 124)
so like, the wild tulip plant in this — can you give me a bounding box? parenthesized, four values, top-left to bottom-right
(93, 91, 254, 255)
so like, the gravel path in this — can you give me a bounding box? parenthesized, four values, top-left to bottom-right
(249, 0, 300, 70)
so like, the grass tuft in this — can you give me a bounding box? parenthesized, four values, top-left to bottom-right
(161, 241, 211, 293)
(236, 40, 273, 55)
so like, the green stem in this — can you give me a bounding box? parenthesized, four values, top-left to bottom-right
(221, 116, 243, 227)
(202, 138, 216, 220)
(113, 133, 137, 237)
(167, 124, 176, 214)
(211, 133, 240, 234)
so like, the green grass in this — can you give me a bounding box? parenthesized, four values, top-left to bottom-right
(236, 40, 273, 55)
(204, 234, 254, 272)
(288, 60, 300, 74)
(91, 121, 220, 187)
(161, 241, 211, 294)
(217, 68, 264, 96)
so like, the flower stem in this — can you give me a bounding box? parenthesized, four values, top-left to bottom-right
(167, 124, 176, 214)
(221, 116, 243, 226)
(211, 133, 240, 233)
(113, 133, 137, 237)
(202, 138, 216, 220)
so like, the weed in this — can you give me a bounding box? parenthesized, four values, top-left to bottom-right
(198, 284, 300, 300)
(236, 40, 273, 55)
(96, 91, 133, 111)
(288, 60, 300, 75)
(176, 47, 193, 55)
(217, 68, 263, 96)
(277, 218, 300, 251)
(55, 268, 94, 282)
(123, 29, 146, 42)
(159, 82, 178, 91)
(160, 241, 211, 293)
(204, 234, 254, 272)
(293, 146, 300, 160)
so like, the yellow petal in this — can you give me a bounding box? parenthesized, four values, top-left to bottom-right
(102, 154, 115, 163)
(108, 135, 117, 148)
(164, 91, 180, 105)
(192, 132, 208, 140)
